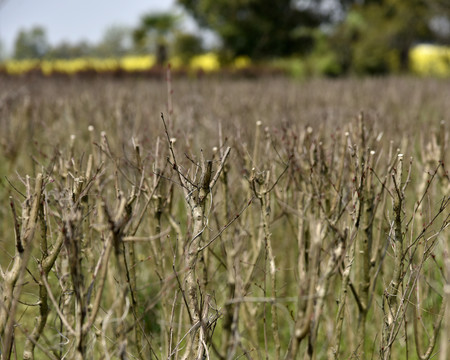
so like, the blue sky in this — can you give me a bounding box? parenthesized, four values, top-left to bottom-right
(0, 0, 178, 55)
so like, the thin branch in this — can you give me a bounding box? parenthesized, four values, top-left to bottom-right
(209, 147, 231, 189)
(39, 267, 76, 336)
(198, 197, 254, 252)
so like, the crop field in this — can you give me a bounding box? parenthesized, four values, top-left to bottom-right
(1, 44, 449, 78)
(0, 75, 449, 360)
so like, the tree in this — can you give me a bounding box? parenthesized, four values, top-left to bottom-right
(330, 0, 450, 73)
(95, 25, 132, 58)
(0, 38, 6, 60)
(13, 26, 49, 59)
(133, 12, 179, 64)
(177, 0, 331, 59)
(173, 32, 204, 62)
(47, 41, 94, 59)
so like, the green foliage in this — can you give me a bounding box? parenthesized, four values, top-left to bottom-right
(0, 38, 6, 60)
(330, 0, 446, 74)
(47, 40, 93, 59)
(95, 25, 132, 58)
(173, 32, 204, 62)
(4, 0, 450, 75)
(271, 58, 306, 78)
(133, 12, 179, 50)
(13, 26, 49, 60)
(270, 31, 342, 78)
(177, 0, 329, 59)
(176, 0, 449, 74)
(306, 30, 342, 76)
(132, 12, 180, 64)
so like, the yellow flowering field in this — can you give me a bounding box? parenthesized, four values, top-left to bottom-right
(409, 44, 450, 77)
(1, 45, 449, 76)
(0, 53, 236, 75)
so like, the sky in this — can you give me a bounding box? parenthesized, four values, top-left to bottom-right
(0, 0, 180, 55)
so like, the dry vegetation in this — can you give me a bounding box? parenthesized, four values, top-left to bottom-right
(0, 75, 449, 360)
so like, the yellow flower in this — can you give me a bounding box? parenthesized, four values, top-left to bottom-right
(189, 53, 220, 72)
(410, 44, 450, 77)
(120, 55, 156, 72)
(4, 59, 39, 75)
(233, 56, 251, 69)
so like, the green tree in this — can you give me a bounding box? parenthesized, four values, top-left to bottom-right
(173, 32, 204, 62)
(47, 41, 94, 59)
(133, 12, 179, 64)
(95, 25, 132, 58)
(13, 26, 49, 59)
(0, 38, 6, 60)
(177, 0, 330, 59)
(331, 0, 450, 74)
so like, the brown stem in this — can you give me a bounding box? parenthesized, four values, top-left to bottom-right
(1, 174, 43, 357)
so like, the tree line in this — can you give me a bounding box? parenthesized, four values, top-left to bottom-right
(7, 0, 450, 75)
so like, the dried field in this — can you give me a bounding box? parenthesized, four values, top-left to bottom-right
(0, 75, 449, 360)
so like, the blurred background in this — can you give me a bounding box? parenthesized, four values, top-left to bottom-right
(0, 0, 449, 76)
